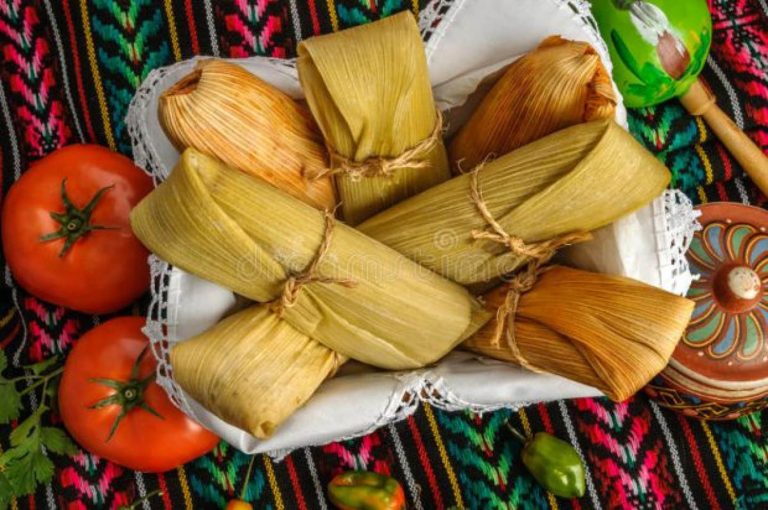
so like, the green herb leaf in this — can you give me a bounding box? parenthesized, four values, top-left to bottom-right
(0, 473, 13, 510)
(0, 406, 72, 498)
(0, 407, 43, 496)
(0, 355, 70, 499)
(0, 382, 22, 424)
(9, 405, 45, 448)
(2, 448, 54, 496)
(31, 449, 55, 487)
(40, 427, 78, 456)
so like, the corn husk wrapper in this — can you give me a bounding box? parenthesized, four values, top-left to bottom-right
(297, 12, 450, 225)
(159, 59, 336, 210)
(131, 148, 473, 370)
(449, 36, 616, 171)
(464, 266, 694, 401)
(359, 120, 670, 286)
(170, 304, 343, 438)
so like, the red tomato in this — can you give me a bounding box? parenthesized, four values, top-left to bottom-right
(58, 317, 219, 472)
(1, 145, 154, 313)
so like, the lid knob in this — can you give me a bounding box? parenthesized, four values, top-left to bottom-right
(713, 264, 763, 312)
(727, 266, 761, 300)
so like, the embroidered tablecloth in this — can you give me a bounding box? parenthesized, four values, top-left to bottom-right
(0, 1, 766, 508)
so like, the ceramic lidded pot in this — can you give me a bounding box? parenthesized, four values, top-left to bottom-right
(647, 203, 768, 419)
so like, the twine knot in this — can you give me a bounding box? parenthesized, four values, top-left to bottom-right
(468, 168, 590, 261)
(312, 110, 444, 181)
(468, 167, 591, 372)
(270, 209, 356, 317)
(490, 263, 549, 373)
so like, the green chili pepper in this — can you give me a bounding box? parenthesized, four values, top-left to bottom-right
(508, 424, 586, 499)
(328, 470, 406, 510)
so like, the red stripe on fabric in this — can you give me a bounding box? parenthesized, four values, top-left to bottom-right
(406, 415, 444, 509)
(678, 416, 720, 510)
(157, 473, 172, 509)
(307, 0, 321, 34)
(716, 181, 728, 201)
(285, 456, 309, 510)
(61, 0, 97, 142)
(537, 403, 554, 433)
(715, 143, 733, 181)
(0, 322, 20, 349)
(184, 0, 201, 54)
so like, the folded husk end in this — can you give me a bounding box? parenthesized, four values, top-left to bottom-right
(169, 304, 342, 439)
(449, 36, 617, 171)
(297, 11, 449, 224)
(158, 59, 337, 211)
(464, 266, 694, 401)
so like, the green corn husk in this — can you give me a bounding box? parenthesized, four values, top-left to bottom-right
(170, 304, 344, 439)
(131, 148, 473, 370)
(297, 11, 450, 225)
(358, 120, 671, 286)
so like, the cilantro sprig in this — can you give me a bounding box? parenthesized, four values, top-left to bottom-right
(0, 351, 77, 508)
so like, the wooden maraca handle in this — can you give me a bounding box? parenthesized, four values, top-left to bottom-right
(680, 78, 768, 196)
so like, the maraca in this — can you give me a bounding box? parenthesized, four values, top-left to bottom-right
(591, 0, 768, 195)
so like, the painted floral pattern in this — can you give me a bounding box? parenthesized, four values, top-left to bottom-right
(686, 221, 768, 360)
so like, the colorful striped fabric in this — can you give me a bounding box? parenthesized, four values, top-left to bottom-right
(0, 1, 767, 508)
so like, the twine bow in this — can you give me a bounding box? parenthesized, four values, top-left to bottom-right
(312, 110, 444, 181)
(468, 167, 591, 371)
(469, 168, 589, 260)
(270, 209, 356, 317)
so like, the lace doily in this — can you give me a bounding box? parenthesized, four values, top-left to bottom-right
(655, 190, 702, 295)
(129, 0, 700, 458)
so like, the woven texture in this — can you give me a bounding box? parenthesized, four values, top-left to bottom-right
(0, 0, 766, 508)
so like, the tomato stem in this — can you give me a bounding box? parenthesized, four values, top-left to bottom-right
(88, 346, 164, 442)
(39, 178, 118, 257)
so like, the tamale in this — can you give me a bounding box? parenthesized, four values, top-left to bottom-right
(449, 36, 616, 171)
(131, 148, 473, 370)
(170, 304, 343, 439)
(359, 120, 670, 286)
(159, 59, 336, 210)
(463, 266, 694, 402)
(297, 11, 450, 225)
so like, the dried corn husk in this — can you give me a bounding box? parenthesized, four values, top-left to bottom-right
(131, 148, 473, 370)
(449, 36, 617, 171)
(359, 120, 670, 286)
(170, 304, 342, 439)
(297, 11, 450, 225)
(464, 266, 694, 401)
(159, 59, 336, 210)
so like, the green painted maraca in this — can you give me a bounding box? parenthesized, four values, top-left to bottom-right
(591, 0, 768, 195)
